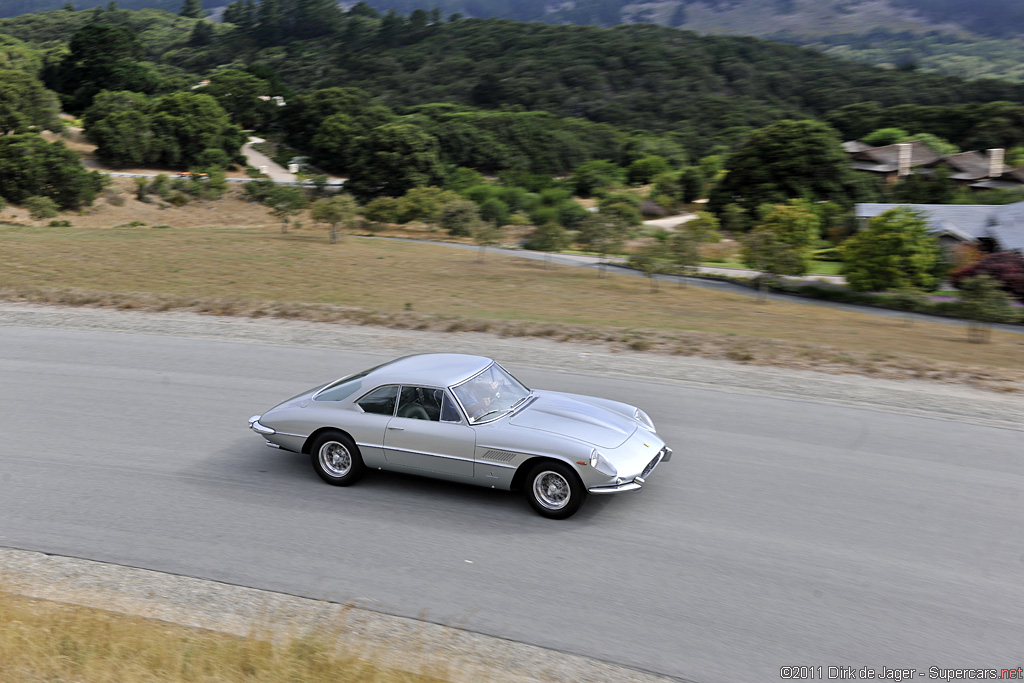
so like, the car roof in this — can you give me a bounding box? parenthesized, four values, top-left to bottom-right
(364, 353, 493, 388)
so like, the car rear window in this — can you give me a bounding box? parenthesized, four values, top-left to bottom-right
(313, 357, 410, 402)
(314, 377, 365, 402)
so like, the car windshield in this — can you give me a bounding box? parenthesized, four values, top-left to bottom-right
(451, 363, 531, 423)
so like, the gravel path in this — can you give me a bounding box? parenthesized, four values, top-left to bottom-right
(1, 302, 1021, 682)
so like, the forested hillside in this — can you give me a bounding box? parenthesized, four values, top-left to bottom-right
(5, 4, 1024, 159)
(7, 1, 1024, 86)
(0, 1, 223, 18)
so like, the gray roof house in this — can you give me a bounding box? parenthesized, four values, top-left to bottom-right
(855, 202, 1024, 253)
(845, 142, 1024, 189)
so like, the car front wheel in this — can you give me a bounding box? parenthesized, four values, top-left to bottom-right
(310, 431, 365, 486)
(525, 462, 585, 519)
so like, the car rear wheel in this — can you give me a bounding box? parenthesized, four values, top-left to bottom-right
(310, 431, 365, 486)
(525, 462, 585, 519)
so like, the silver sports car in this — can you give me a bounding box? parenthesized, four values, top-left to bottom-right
(248, 353, 671, 519)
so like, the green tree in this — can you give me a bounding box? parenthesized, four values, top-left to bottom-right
(630, 241, 672, 292)
(439, 198, 480, 236)
(204, 70, 271, 129)
(265, 185, 307, 233)
(310, 194, 358, 243)
(752, 199, 820, 276)
(862, 127, 909, 147)
(24, 195, 59, 221)
(719, 202, 750, 233)
(397, 186, 460, 224)
(741, 228, 803, 302)
(479, 197, 510, 226)
(0, 70, 60, 136)
(840, 207, 942, 292)
(667, 229, 701, 285)
(52, 24, 156, 114)
(708, 120, 855, 219)
(473, 222, 503, 261)
(346, 124, 445, 200)
(956, 275, 1022, 343)
(285, 87, 393, 167)
(627, 155, 669, 185)
(180, 0, 203, 18)
(133, 176, 148, 202)
(363, 196, 403, 224)
(0, 134, 103, 209)
(573, 159, 625, 198)
(524, 222, 570, 266)
(679, 166, 706, 203)
(577, 212, 628, 277)
(86, 107, 152, 167)
(685, 211, 721, 243)
(148, 92, 244, 169)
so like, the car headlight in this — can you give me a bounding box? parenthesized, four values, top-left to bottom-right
(589, 449, 618, 476)
(634, 408, 656, 433)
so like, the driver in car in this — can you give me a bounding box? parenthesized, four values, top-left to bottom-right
(465, 373, 505, 419)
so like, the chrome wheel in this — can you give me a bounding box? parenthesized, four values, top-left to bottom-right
(318, 441, 352, 478)
(533, 470, 571, 510)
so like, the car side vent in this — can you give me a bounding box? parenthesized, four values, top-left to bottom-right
(483, 450, 517, 463)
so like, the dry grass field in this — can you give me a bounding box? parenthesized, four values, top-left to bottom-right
(1, 187, 1022, 391)
(0, 591, 445, 682)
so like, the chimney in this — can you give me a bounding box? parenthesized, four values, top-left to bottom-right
(988, 148, 1005, 178)
(897, 142, 912, 177)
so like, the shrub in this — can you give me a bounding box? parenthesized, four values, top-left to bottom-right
(440, 199, 480, 236)
(242, 178, 276, 203)
(479, 197, 510, 226)
(149, 174, 170, 197)
(24, 196, 59, 220)
(950, 251, 1024, 304)
(363, 196, 403, 224)
(956, 275, 1023, 343)
(47, 219, 72, 227)
(103, 189, 125, 207)
(166, 192, 190, 207)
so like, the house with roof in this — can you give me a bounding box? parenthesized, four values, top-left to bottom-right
(854, 201, 1024, 254)
(846, 141, 940, 183)
(845, 141, 1024, 190)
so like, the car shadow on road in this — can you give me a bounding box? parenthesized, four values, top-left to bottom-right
(193, 440, 615, 527)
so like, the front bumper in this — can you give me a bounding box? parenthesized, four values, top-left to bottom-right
(588, 446, 671, 494)
(248, 415, 276, 435)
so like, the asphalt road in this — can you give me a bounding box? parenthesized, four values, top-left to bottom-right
(1, 326, 1021, 682)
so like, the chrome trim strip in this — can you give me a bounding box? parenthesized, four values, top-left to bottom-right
(356, 441, 383, 450)
(265, 441, 281, 449)
(588, 482, 642, 494)
(276, 431, 307, 438)
(472, 459, 516, 470)
(383, 445, 479, 464)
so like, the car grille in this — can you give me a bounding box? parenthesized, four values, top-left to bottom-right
(641, 451, 663, 478)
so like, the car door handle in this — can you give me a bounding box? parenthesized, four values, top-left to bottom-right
(387, 426, 405, 431)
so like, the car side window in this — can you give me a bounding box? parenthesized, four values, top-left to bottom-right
(357, 385, 399, 416)
(396, 386, 441, 421)
(440, 392, 461, 423)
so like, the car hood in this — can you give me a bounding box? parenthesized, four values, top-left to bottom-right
(508, 391, 637, 449)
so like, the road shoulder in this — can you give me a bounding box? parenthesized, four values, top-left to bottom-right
(1, 302, 1021, 429)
